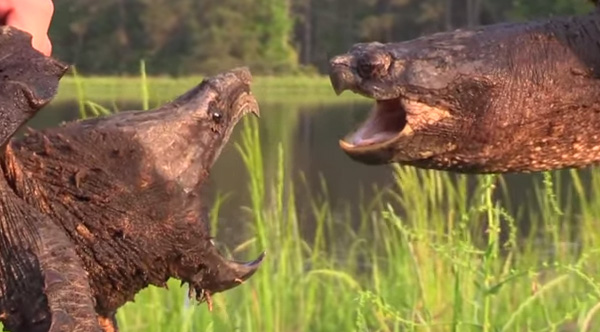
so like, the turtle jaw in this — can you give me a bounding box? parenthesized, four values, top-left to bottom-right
(170, 68, 264, 307)
(185, 248, 265, 309)
(134, 67, 264, 307)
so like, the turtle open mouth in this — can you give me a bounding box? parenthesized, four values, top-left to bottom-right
(329, 51, 453, 162)
(339, 96, 450, 151)
(342, 98, 408, 148)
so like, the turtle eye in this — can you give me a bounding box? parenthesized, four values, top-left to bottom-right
(356, 51, 390, 79)
(211, 110, 223, 123)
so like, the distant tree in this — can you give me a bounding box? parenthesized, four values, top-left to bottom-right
(250, 0, 298, 73)
(48, 0, 597, 76)
(508, 0, 593, 20)
(50, 0, 298, 75)
(50, 0, 146, 74)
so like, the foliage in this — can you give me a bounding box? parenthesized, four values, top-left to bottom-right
(508, 0, 593, 20)
(49, 0, 595, 75)
(50, 0, 298, 75)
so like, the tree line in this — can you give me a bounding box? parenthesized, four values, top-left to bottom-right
(49, 0, 594, 76)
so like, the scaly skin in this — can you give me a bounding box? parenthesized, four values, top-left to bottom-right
(0, 26, 67, 321)
(0, 27, 264, 332)
(0, 171, 98, 332)
(329, 3, 600, 173)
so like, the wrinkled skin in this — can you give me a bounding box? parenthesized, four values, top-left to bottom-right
(330, 3, 600, 173)
(0, 27, 263, 332)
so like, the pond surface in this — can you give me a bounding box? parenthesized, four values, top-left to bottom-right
(30, 97, 591, 248)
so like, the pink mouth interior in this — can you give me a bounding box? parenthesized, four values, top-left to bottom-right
(347, 99, 407, 146)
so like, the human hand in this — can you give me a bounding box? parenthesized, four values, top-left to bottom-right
(0, 0, 54, 56)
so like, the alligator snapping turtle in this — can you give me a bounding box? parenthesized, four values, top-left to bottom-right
(0, 27, 263, 332)
(329, 1, 600, 173)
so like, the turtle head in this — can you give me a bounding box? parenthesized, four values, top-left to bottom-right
(4, 67, 264, 310)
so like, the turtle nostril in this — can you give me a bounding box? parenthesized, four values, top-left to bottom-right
(357, 51, 391, 79)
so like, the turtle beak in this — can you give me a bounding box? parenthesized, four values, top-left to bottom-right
(186, 244, 265, 304)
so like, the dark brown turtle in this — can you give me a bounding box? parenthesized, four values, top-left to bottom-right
(0, 26, 263, 332)
(329, 1, 600, 173)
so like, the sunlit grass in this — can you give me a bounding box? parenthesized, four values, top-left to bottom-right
(56, 65, 361, 106)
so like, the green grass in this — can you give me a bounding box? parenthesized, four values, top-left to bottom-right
(56, 66, 361, 107)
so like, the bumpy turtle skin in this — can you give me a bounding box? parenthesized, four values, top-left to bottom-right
(0, 25, 67, 288)
(0, 26, 90, 332)
(37, 218, 101, 332)
(0, 169, 101, 332)
(0, 27, 67, 148)
(0, 66, 261, 331)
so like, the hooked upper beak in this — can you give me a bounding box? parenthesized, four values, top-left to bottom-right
(329, 55, 359, 95)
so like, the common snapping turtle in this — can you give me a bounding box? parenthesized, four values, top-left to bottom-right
(0, 27, 263, 332)
(329, 0, 600, 173)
